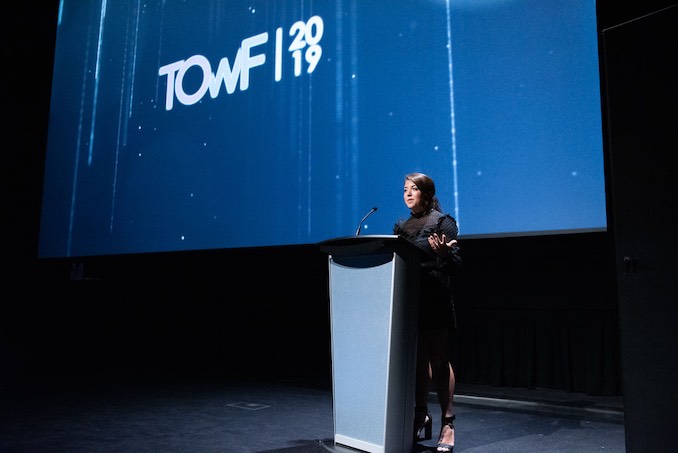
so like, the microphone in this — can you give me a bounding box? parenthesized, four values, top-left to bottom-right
(355, 207, 378, 236)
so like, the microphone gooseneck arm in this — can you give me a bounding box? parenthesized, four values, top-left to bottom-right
(355, 207, 378, 236)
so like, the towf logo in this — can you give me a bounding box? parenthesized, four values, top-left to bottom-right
(158, 16, 324, 111)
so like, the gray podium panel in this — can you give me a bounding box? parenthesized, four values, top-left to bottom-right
(321, 235, 421, 453)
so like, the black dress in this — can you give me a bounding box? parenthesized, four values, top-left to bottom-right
(393, 209, 462, 332)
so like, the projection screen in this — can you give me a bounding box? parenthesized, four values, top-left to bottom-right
(38, 0, 607, 258)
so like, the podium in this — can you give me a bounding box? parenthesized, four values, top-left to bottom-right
(318, 235, 425, 453)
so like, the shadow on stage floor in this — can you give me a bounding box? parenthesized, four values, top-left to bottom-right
(0, 377, 624, 452)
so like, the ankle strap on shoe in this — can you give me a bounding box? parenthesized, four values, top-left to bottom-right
(442, 415, 456, 427)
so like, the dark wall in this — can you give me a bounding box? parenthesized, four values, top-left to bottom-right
(4, 2, 656, 396)
(4, 3, 56, 277)
(454, 233, 620, 395)
(8, 247, 333, 387)
(600, 3, 678, 450)
(5, 232, 619, 395)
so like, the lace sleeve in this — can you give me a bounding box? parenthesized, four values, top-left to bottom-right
(438, 214, 462, 269)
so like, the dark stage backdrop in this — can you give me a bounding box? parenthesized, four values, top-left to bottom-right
(38, 0, 607, 258)
(16, 232, 620, 397)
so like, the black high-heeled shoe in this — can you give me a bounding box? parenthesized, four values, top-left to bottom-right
(414, 406, 433, 442)
(436, 415, 455, 452)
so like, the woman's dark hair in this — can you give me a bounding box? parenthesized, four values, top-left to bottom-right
(405, 172, 442, 212)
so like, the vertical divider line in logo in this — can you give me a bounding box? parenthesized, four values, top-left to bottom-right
(275, 27, 283, 82)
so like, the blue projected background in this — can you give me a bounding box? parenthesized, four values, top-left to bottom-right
(39, 0, 606, 258)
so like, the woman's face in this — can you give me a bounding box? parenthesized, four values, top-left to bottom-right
(404, 179, 425, 214)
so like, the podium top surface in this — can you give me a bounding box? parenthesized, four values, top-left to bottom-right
(317, 235, 427, 259)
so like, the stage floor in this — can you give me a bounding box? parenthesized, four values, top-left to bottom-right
(0, 378, 624, 452)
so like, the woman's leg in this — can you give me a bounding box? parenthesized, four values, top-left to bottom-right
(414, 332, 433, 440)
(416, 332, 432, 409)
(429, 329, 455, 450)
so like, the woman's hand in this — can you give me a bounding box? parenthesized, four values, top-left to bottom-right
(428, 233, 458, 256)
